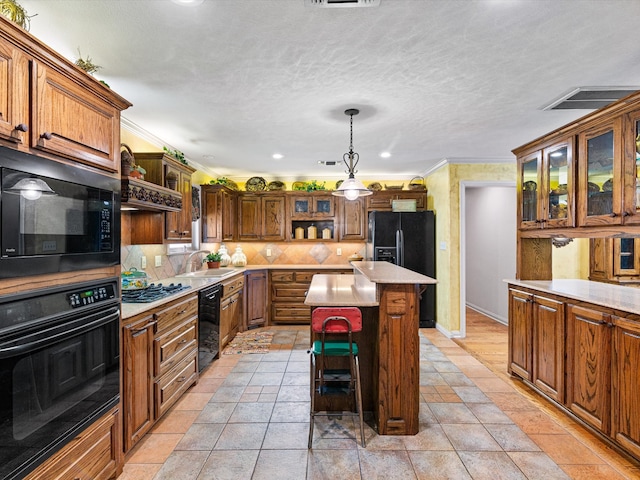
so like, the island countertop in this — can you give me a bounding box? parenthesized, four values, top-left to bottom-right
(305, 274, 378, 307)
(351, 261, 437, 285)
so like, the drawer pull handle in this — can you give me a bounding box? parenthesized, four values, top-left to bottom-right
(178, 309, 187, 314)
(179, 339, 188, 344)
(177, 376, 187, 383)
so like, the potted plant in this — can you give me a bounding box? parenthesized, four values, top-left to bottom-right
(203, 251, 222, 269)
(129, 164, 146, 180)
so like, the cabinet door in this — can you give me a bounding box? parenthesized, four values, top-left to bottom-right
(339, 197, 366, 240)
(612, 316, 640, 458)
(221, 187, 236, 241)
(202, 186, 223, 243)
(245, 270, 268, 329)
(517, 151, 543, 229)
(220, 296, 233, 349)
(532, 296, 564, 402)
(123, 315, 155, 452)
(543, 140, 574, 229)
(166, 167, 192, 241)
(262, 195, 285, 241)
(566, 304, 612, 433)
(577, 119, 623, 226)
(238, 194, 261, 240)
(313, 194, 335, 217)
(32, 61, 120, 172)
(621, 112, 640, 225)
(0, 41, 29, 148)
(291, 196, 312, 217)
(613, 238, 640, 277)
(508, 289, 533, 380)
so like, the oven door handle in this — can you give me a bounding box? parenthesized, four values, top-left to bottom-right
(0, 308, 119, 358)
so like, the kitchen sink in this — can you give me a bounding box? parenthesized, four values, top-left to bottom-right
(175, 268, 237, 278)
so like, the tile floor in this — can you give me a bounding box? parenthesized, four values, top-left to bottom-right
(120, 324, 640, 479)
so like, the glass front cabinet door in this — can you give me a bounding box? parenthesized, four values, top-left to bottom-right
(619, 111, 640, 225)
(577, 119, 623, 226)
(517, 138, 574, 230)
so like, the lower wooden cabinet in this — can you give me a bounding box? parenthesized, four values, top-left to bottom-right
(245, 269, 268, 329)
(122, 293, 198, 453)
(24, 407, 121, 480)
(220, 274, 244, 349)
(509, 283, 640, 462)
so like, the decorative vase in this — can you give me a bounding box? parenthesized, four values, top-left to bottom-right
(231, 246, 247, 267)
(166, 175, 178, 190)
(218, 244, 231, 267)
(207, 261, 220, 269)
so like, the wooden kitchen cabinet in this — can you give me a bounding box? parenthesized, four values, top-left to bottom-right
(122, 314, 155, 452)
(220, 274, 244, 349)
(0, 17, 131, 173)
(201, 184, 236, 243)
(508, 288, 533, 381)
(566, 304, 612, 433)
(612, 315, 640, 458)
(122, 293, 198, 453)
(24, 406, 121, 480)
(290, 192, 335, 218)
(237, 192, 286, 241)
(133, 153, 197, 243)
(338, 196, 366, 240)
(590, 237, 640, 284)
(244, 269, 268, 329)
(365, 190, 427, 212)
(517, 139, 574, 230)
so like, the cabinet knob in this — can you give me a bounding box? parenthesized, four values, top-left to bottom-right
(623, 211, 631, 217)
(610, 212, 618, 217)
(40, 132, 53, 140)
(14, 123, 28, 132)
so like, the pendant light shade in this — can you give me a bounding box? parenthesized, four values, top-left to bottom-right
(332, 108, 372, 201)
(6, 177, 57, 200)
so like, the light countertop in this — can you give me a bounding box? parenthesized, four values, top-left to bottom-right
(305, 274, 378, 307)
(505, 279, 640, 316)
(351, 261, 437, 285)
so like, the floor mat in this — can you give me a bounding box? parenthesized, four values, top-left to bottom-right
(222, 331, 274, 355)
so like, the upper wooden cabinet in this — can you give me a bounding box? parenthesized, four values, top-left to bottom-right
(339, 196, 366, 241)
(366, 190, 427, 211)
(518, 139, 574, 230)
(290, 192, 335, 218)
(237, 192, 286, 241)
(589, 237, 640, 284)
(134, 153, 197, 243)
(201, 184, 236, 243)
(0, 17, 131, 173)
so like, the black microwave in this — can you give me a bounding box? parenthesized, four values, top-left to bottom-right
(0, 147, 120, 278)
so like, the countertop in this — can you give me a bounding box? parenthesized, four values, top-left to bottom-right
(121, 264, 353, 320)
(351, 261, 437, 285)
(506, 278, 640, 316)
(305, 274, 379, 307)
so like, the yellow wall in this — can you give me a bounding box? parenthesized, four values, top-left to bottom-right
(552, 238, 589, 279)
(426, 162, 517, 335)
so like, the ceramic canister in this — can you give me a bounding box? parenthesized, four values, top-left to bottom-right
(322, 228, 331, 239)
(295, 226, 305, 239)
(307, 225, 317, 239)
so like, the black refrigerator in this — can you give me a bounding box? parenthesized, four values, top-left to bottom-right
(366, 211, 436, 328)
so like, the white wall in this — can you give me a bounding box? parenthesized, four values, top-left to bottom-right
(465, 186, 516, 324)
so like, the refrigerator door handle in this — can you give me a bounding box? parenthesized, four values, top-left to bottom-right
(396, 229, 404, 266)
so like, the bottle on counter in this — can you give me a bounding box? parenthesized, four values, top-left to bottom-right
(231, 245, 247, 267)
(218, 244, 231, 267)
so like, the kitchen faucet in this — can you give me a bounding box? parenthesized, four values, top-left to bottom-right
(183, 250, 210, 274)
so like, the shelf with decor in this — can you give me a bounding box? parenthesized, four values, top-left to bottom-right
(291, 220, 335, 241)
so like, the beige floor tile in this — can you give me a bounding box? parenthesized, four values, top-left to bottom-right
(409, 451, 472, 480)
(472, 376, 516, 393)
(429, 403, 480, 424)
(504, 409, 568, 435)
(507, 451, 571, 479)
(175, 423, 224, 450)
(484, 424, 541, 452)
(441, 424, 502, 451)
(117, 463, 162, 480)
(153, 450, 209, 480)
(173, 391, 214, 410)
(402, 424, 454, 451)
(457, 451, 527, 480)
(358, 449, 417, 479)
(214, 422, 268, 450)
(560, 464, 631, 479)
(126, 433, 184, 464)
(197, 450, 259, 480)
(151, 410, 200, 434)
(529, 433, 607, 465)
(307, 449, 362, 480)
(252, 450, 309, 480)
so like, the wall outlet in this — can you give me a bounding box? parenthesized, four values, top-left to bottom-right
(141, 256, 147, 269)
(440, 241, 447, 251)
(155, 255, 162, 267)
(337, 248, 342, 256)
(266, 248, 272, 257)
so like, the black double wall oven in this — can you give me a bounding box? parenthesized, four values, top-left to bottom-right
(0, 147, 121, 479)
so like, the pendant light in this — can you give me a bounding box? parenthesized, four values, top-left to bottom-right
(332, 108, 372, 201)
(6, 177, 56, 200)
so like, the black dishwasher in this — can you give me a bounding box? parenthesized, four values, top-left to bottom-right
(198, 283, 222, 372)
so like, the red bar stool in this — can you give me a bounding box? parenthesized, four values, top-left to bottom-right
(308, 307, 365, 448)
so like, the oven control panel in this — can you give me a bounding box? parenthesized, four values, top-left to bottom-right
(68, 284, 117, 308)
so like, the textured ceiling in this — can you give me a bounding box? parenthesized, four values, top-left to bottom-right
(19, 0, 640, 181)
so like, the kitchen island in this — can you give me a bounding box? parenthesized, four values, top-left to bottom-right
(305, 261, 437, 435)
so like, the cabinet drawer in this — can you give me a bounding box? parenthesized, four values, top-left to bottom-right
(154, 294, 198, 334)
(25, 408, 118, 480)
(272, 305, 311, 323)
(154, 319, 197, 377)
(155, 350, 197, 418)
(222, 275, 245, 298)
(272, 285, 309, 301)
(295, 272, 314, 282)
(271, 271, 294, 282)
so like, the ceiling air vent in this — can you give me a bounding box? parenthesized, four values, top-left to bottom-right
(305, 0, 381, 8)
(542, 87, 639, 110)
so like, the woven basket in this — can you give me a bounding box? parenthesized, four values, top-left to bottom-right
(408, 176, 425, 191)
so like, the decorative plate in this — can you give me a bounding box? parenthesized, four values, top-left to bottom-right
(367, 182, 382, 191)
(384, 184, 404, 190)
(267, 180, 286, 191)
(292, 181, 306, 191)
(602, 178, 613, 192)
(335, 180, 344, 189)
(523, 181, 537, 191)
(246, 176, 266, 191)
(587, 181, 600, 193)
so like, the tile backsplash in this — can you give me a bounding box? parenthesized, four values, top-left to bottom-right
(121, 242, 366, 282)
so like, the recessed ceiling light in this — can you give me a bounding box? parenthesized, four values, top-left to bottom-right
(380, 152, 391, 158)
(171, 0, 204, 5)
(272, 153, 284, 160)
